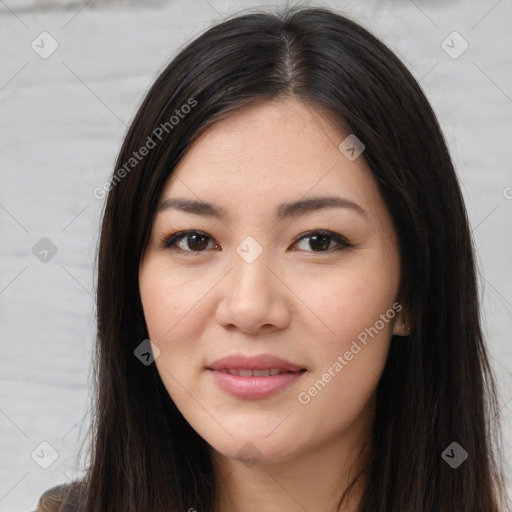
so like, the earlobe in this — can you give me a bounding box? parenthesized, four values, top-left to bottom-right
(393, 314, 411, 337)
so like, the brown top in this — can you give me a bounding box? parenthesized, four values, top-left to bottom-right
(33, 482, 82, 512)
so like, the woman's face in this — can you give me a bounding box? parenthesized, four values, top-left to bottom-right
(139, 98, 405, 467)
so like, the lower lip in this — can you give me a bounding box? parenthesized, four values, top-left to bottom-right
(207, 369, 306, 399)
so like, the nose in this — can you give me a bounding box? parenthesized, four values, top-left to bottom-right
(215, 247, 291, 335)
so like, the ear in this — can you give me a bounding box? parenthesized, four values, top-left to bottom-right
(392, 308, 411, 337)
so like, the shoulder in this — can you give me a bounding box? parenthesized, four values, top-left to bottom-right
(33, 481, 84, 512)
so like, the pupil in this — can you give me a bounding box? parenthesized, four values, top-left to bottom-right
(189, 235, 208, 250)
(310, 235, 329, 251)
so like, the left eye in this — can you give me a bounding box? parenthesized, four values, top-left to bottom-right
(293, 231, 352, 252)
(162, 230, 351, 254)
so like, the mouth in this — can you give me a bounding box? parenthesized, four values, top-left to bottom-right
(207, 353, 306, 373)
(206, 354, 307, 399)
(214, 368, 306, 377)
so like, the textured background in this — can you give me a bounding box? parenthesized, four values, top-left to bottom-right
(1, 0, 511, 510)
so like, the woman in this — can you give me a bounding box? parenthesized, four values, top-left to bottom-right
(34, 5, 510, 512)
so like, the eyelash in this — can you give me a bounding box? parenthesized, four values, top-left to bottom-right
(159, 229, 353, 256)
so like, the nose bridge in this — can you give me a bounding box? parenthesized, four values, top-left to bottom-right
(231, 234, 274, 300)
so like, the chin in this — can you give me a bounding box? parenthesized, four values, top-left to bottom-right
(208, 433, 299, 467)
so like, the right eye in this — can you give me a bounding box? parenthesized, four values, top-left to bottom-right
(161, 230, 219, 255)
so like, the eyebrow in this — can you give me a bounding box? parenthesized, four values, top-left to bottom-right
(158, 195, 367, 221)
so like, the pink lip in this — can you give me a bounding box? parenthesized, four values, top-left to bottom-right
(208, 353, 305, 372)
(207, 354, 307, 399)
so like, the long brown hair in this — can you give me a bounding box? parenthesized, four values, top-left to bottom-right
(79, 5, 510, 511)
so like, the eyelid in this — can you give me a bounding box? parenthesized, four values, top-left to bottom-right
(159, 229, 353, 254)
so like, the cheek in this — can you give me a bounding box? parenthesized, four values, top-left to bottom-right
(139, 258, 226, 404)
(139, 262, 206, 398)
(300, 263, 399, 346)
(293, 260, 398, 410)
(139, 259, 210, 342)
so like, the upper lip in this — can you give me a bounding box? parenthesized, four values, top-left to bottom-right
(207, 354, 306, 372)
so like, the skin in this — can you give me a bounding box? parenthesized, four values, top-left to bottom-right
(139, 98, 408, 512)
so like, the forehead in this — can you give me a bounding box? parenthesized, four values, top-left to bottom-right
(160, 98, 381, 218)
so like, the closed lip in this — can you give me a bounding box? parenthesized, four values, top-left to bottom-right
(207, 354, 306, 373)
